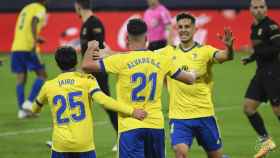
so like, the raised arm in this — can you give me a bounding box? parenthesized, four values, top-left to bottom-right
(81, 41, 103, 73)
(215, 27, 235, 63)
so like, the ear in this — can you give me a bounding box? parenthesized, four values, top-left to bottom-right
(145, 35, 148, 42)
(126, 35, 129, 48)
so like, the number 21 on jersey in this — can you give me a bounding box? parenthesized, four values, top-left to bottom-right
(131, 72, 157, 102)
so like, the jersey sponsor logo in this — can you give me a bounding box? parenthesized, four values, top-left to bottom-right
(93, 28, 102, 33)
(181, 65, 188, 71)
(192, 53, 198, 60)
(82, 28, 87, 36)
(257, 28, 263, 36)
(269, 24, 279, 31)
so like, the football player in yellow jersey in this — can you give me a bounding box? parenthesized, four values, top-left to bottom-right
(81, 19, 197, 158)
(23, 46, 147, 158)
(158, 13, 234, 158)
(11, 0, 48, 119)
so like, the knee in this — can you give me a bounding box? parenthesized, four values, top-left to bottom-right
(243, 103, 257, 116)
(174, 144, 188, 158)
(272, 106, 280, 116)
(16, 75, 26, 85)
(36, 70, 47, 80)
(39, 73, 47, 80)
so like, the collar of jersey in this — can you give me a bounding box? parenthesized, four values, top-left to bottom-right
(134, 48, 148, 51)
(253, 16, 269, 27)
(178, 42, 198, 53)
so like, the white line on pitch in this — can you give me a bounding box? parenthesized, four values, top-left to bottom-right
(0, 106, 240, 137)
(0, 121, 108, 137)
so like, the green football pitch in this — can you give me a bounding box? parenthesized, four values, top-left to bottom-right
(0, 53, 279, 158)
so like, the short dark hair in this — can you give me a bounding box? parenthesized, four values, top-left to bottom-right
(75, 0, 91, 9)
(37, 0, 47, 4)
(55, 46, 77, 71)
(176, 12, 196, 24)
(127, 18, 147, 36)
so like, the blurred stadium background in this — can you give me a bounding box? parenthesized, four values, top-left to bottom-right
(0, 0, 280, 158)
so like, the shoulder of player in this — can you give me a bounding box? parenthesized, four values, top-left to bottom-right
(262, 17, 279, 30)
(154, 45, 176, 54)
(40, 80, 51, 89)
(196, 44, 217, 51)
(75, 72, 96, 81)
(29, 2, 46, 11)
(265, 17, 278, 25)
(88, 16, 103, 25)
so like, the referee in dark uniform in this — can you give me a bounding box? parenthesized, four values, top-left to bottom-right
(74, 0, 118, 150)
(242, 0, 280, 157)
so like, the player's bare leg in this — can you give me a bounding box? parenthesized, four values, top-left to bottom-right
(35, 68, 47, 79)
(207, 149, 223, 158)
(16, 72, 27, 86)
(173, 143, 189, 158)
(272, 105, 280, 121)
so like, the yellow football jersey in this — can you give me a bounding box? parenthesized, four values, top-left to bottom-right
(99, 51, 180, 133)
(159, 43, 219, 119)
(36, 72, 103, 152)
(12, 2, 46, 52)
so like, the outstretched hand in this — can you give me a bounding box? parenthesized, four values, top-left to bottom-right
(218, 27, 234, 48)
(241, 56, 251, 65)
(132, 109, 148, 121)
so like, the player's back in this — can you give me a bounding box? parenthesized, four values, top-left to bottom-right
(12, 2, 46, 52)
(101, 50, 177, 132)
(42, 72, 97, 152)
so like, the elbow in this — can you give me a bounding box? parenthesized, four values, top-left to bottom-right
(81, 62, 93, 73)
(219, 55, 234, 63)
(81, 62, 100, 73)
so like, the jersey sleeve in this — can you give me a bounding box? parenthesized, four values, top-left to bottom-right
(98, 54, 124, 74)
(165, 56, 182, 78)
(206, 45, 220, 63)
(36, 83, 48, 104)
(92, 92, 134, 116)
(34, 5, 46, 21)
(32, 82, 47, 113)
(266, 21, 280, 40)
(86, 74, 102, 97)
(155, 45, 174, 56)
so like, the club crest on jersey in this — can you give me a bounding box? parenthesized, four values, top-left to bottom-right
(82, 28, 87, 35)
(192, 53, 198, 60)
(257, 28, 263, 36)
